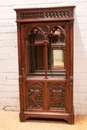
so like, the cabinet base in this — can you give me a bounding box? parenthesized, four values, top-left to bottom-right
(19, 112, 74, 124)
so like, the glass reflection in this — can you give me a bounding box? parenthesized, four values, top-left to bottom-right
(51, 27, 65, 44)
(52, 50, 64, 70)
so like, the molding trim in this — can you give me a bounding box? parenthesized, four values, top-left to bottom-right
(14, 6, 75, 22)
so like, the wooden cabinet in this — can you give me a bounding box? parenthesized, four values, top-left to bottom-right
(14, 6, 75, 124)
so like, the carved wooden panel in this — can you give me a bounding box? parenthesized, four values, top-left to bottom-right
(48, 82, 65, 109)
(27, 82, 44, 109)
(20, 11, 71, 19)
(25, 24, 66, 52)
(15, 6, 75, 21)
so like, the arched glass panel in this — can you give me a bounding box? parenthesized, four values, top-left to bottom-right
(48, 26, 65, 72)
(26, 24, 66, 77)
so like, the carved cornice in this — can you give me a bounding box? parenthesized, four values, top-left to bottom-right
(20, 10, 72, 19)
(14, 6, 75, 22)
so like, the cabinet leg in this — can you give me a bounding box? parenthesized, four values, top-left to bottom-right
(19, 112, 26, 122)
(67, 114, 74, 125)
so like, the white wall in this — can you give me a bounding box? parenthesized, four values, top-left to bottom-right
(0, 0, 87, 114)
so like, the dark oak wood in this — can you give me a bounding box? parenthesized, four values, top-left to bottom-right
(14, 6, 75, 124)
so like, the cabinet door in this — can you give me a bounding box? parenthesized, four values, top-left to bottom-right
(47, 82, 67, 112)
(24, 22, 69, 78)
(22, 22, 70, 112)
(26, 82, 45, 111)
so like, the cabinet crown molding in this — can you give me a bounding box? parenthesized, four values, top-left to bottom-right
(14, 6, 75, 22)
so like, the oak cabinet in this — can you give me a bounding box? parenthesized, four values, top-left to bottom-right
(14, 6, 75, 124)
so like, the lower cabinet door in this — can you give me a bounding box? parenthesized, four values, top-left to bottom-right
(26, 81, 67, 112)
(26, 82, 45, 111)
(48, 82, 66, 110)
(22, 80, 73, 124)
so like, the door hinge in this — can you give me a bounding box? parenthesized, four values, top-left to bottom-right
(70, 76, 73, 85)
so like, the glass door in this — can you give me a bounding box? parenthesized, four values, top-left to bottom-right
(25, 22, 66, 79)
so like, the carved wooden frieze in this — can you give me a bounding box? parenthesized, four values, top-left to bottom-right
(20, 10, 71, 19)
(14, 6, 75, 22)
(27, 82, 43, 109)
(48, 82, 65, 108)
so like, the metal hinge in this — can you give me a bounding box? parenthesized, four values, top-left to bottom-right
(70, 76, 73, 85)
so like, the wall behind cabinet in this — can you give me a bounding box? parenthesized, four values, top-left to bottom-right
(0, 0, 87, 114)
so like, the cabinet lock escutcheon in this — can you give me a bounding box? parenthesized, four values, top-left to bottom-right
(70, 76, 73, 85)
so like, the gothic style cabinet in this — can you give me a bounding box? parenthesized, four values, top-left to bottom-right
(14, 6, 75, 124)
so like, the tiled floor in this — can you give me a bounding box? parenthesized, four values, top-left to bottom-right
(0, 111, 87, 130)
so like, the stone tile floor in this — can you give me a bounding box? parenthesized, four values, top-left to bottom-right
(0, 111, 87, 130)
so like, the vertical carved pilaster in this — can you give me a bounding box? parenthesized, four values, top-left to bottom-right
(70, 21, 73, 27)
(69, 20, 73, 77)
(17, 23, 21, 29)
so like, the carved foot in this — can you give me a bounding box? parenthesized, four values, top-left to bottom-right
(67, 114, 74, 125)
(19, 112, 26, 122)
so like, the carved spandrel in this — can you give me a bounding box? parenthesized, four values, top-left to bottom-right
(25, 24, 66, 45)
(27, 83, 43, 109)
(49, 83, 65, 108)
(25, 25, 50, 41)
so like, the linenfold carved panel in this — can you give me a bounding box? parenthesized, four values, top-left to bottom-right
(27, 82, 43, 109)
(49, 83, 65, 108)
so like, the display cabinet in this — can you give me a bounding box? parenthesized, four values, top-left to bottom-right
(14, 6, 75, 124)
